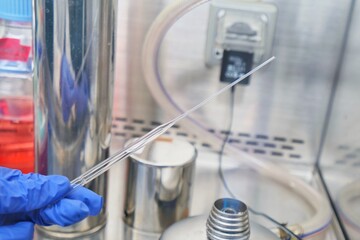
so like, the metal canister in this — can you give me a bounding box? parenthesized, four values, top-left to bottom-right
(33, 0, 117, 237)
(123, 137, 197, 233)
(160, 198, 280, 240)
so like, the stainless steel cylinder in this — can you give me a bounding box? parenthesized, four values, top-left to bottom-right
(124, 137, 197, 233)
(33, 0, 117, 237)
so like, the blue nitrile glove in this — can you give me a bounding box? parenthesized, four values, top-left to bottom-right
(0, 167, 103, 240)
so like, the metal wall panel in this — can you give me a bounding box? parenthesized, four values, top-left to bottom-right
(320, 1, 360, 173)
(108, 1, 360, 239)
(112, 0, 352, 167)
(320, 1, 360, 238)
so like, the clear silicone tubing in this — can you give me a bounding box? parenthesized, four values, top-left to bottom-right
(141, 0, 332, 238)
(337, 180, 360, 231)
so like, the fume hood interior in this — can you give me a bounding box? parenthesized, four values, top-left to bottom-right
(34, 0, 360, 239)
(108, 0, 359, 239)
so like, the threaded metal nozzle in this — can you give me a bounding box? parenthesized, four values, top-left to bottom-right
(206, 198, 250, 240)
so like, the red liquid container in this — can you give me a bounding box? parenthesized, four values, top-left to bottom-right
(0, 97, 34, 173)
(0, 0, 34, 173)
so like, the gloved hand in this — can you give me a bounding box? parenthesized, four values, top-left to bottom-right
(0, 167, 103, 240)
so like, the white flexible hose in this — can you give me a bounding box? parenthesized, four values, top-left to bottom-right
(141, 0, 332, 237)
(337, 180, 360, 232)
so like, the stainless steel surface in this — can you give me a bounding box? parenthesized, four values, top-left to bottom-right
(33, 0, 117, 237)
(319, 0, 360, 238)
(160, 216, 279, 240)
(105, 139, 341, 240)
(31, 0, 359, 238)
(34, 143, 342, 240)
(206, 198, 250, 240)
(110, 0, 353, 238)
(320, 0, 360, 172)
(113, 0, 352, 167)
(70, 58, 271, 190)
(123, 137, 196, 233)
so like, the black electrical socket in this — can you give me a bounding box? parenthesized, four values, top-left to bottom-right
(220, 50, 254, 85)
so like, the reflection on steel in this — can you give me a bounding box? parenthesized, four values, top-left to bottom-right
(207, 198, 250, 240)
(124, 138, 197, 233)
(160, 198, 279, 240)
(33, 0, 117, 237)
